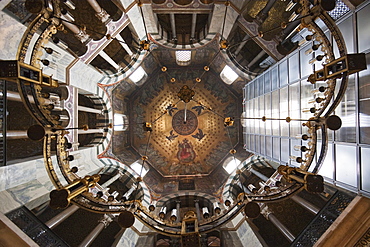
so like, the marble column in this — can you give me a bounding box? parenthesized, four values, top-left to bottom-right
(286, 0, 298, 11)
(78, 128, 105, 135)
(239, 180, 249, 193)
(209, 2, 239, 40)
(249, 167, 269, 182)
(247, 50, 266, 68)
(62, 0, 75, 10)
(268, 213, 295, 242)
(101, 171, 123, 188)
(78, 214, 112, 247)
(63, 22, 89, 43)
(86, 0, 110, 23)
(115, 34, 134, 56)
(176, 201, 181, 223)
(278, 19, 301, 41)
(99, 50, 121, 70)
(6, 91, 52, 105)
(170, 13, 176, 40)
(194, 200, 201, 222)
(234, 34, 250, 55)
(78, 105, 102, 115)
(262, 207, 295, 242)
(291, 195, 320, 214)
(5, 130, 28, 139)
(122, 185, 136, 201)
(7, 91, 30, 103)
(61, 10, 89, 43)
(45, 205, 79, 229)
(190, 13, 197, 40)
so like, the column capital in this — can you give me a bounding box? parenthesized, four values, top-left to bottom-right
(99, 214, 113, 228)
(260, 205, 272, 220)
(75, 28, 90, 43)
(95, 9, 111, 24)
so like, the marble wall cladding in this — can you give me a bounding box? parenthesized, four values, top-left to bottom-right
(0, 11, 26, 60)
(0, 157, 46, 192)
(237, 221, 263, 247)
(6, 161, 38, 188)
(0, 178, 52, 214)
(209, 4, 225, 35)
(0, 190, 22, 214)
(0, 147, 102, 214)
(119, 0, 135, 9)
(0, 5, 75, 82)
(0, 155, 57, 214)
(35, 171, 55, 192)
(232, 213, 245, 226)
(0, 0, 12, 11)
(114, 228, 139, 247)
(133, 218, 146, 233)
(0, 147, 105, 214)
(135, 235, 155, 247)
(220, 212, 262, 247)
(142, 4, 158, 34)
(0, 167, 7, 192)
(231, 0, 245, 9)
(222, 231, 244, 247)
(126, 6, 146, 40)
(69, 60, 104, 94)
(24, 193, 50, 212)
(0, 180, 53, 213)
(224, 5, 240, 39)
(7, 179, 50, 207)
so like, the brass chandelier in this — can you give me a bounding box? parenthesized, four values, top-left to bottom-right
(2, 0, 366, 238)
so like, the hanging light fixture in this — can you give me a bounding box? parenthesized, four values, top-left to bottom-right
(219, 0, 230, 50)
(12, 0, 366, 238)
(138, 0, 150, 51)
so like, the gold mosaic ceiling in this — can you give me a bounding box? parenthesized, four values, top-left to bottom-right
(111, 39, 242, 179)
(130, 70, 239, 177)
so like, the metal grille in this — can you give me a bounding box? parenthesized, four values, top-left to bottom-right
(292, 191, 354, 247)
(0, 80, 6, 166)
(354, 227, 370, 247)
(328, 0, 351, 20)
(6, 206, 69, 247)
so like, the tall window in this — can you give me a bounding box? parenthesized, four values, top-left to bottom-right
(220, 65, 238, 84)
(223, 156, 241, 174)
(175, 50, 191, 66)
(131, 160, 148, 177)
(114, 114, 128, 131)
(129, 66, 147, 85)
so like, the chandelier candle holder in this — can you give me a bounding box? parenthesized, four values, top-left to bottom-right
(12, 0, 368, 237)
(49, 174, 100, 209)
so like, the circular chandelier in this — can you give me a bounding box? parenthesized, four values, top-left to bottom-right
(7, 0, 367, 238)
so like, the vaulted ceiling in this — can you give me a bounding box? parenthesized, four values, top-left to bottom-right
(112, 38, 248, 197)
(5, 0, 307, 198)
